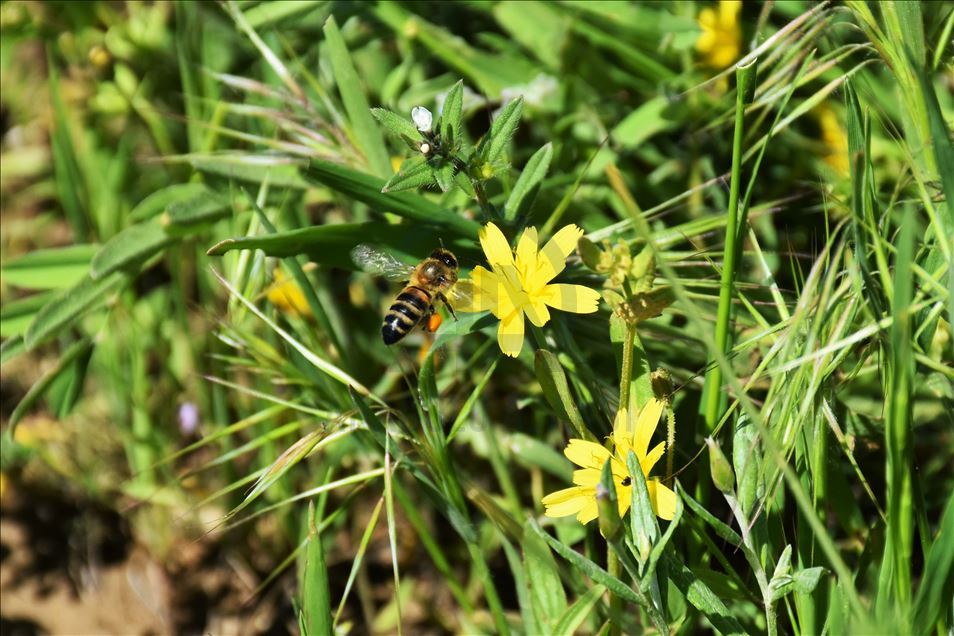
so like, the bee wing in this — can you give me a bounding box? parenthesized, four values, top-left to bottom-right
(350, 244, 416, 282)
(446, 280, 476, 307)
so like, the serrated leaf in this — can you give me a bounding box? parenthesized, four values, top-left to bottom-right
(504, 142, 552, 221)
(440, 80, 464, 143)
(382, 157, 436, 193)
(483, 97, 523, 165)
(24, 273, 125, 349)
(1, 244, 98, 290)
(433, 162, 456, 193)
(371, 108, 423, 144)
(90, 219, 172, 279)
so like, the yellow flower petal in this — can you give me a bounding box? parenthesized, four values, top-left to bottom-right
(523, 299, 550, 327)
(479, 222, 515, 272)
(539, 283, 601, 314)
(612, 408, 632, 457)
(573, 468, 601, 487)
(536, 224, 584, 283)
(497, 307, 524, 357)
(564, 439, 611, 469)
(642, 441, 666, 474)
(577, 498, 599, 524)
(542, 487, 590, 518)
(617, 485, 632, 517)
(634, 398, 664, 457)
(719, 0, 742, 28)
(515, 226, 538, 280)
(456, 266, 506, 314)
(647, 479, 677, 520)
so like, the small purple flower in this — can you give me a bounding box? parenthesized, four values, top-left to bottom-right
(178, 402, 199, 436)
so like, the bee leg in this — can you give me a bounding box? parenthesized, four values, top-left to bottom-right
(436, 292, 458, 321)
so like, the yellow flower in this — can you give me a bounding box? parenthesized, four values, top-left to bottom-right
(696, 1, 742, 69)
(817, 105, 849, 175)
(455, 223, 601, 357)
(542, 399, 677, 524)
(266, 267, 312, 317)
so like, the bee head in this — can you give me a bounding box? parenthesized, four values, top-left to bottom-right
(430, 248, 458, 270)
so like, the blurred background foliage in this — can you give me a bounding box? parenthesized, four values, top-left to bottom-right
(0, 0, 951, 633)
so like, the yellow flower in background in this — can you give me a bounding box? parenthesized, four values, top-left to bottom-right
(697, 0, 742, 69)
(817, 105, 849, 175)
(266, 267, 312, 317)
(542, 399, 677, 524)
(455, 223, 601, 357)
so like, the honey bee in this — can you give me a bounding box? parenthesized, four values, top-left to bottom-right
(351, 244, 470, 345)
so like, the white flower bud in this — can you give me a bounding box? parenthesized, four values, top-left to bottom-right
(411, 106, 433, 133)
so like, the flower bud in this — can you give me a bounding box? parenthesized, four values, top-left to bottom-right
(706, 436, 736, 494)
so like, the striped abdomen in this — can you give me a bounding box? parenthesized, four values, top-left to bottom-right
(382, 286, 432, 345)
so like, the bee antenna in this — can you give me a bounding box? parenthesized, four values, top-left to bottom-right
(438, 237, 445, 248)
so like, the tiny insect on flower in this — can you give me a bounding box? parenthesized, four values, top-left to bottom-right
(411, 105, 433, 133)
(541, 399, 677, 525)
(454, 223, 601, 357)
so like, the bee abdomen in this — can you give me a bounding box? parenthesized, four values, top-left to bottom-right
(382, 287, 431, 345)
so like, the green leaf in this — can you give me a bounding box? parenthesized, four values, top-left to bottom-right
(0, 335, 26, 366)
(301, 502, 332, 636)
(128, 183, 213, 223)
(162, 187, 230, 228)
(552, 584, 605, 636)
(304, 159, 480, 236)
(24, 273, 125, 350)
(381, 155, 436, 193)
(912, 491, 954, 632)
(10, 337, 94, 431)
(244, 0, 323, 28)
(440, 79, 464, 143)
(627, 450, 659, 557)
(482, 97, 524, 166)
(323, 15, 390, 178)
(208, 221, 480, 271)
(433, 162, 455, 193)
(662, 552, 747, 636)
(371, 107, 424, 144)
(0, 293, 53, 338)
(610, 96, 675, 150)
(534, 349, 594, 441)
(522, 522, 568, 633)
(1, 244, 98, 290)
(182, 154, 309, 188)
(528, 519, 644, 606)
(504, 142, 552, 221)
(45, 338, 93, 418)
(90, 219, 172, 279)
(492, 1, 569, 70)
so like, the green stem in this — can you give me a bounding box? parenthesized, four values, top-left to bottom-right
(607, 550, 623, 636)
(702, 60, 756, 433)
(619, 319, 636, 415)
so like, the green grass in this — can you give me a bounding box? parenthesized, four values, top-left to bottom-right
(1, 1, 952, 633)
